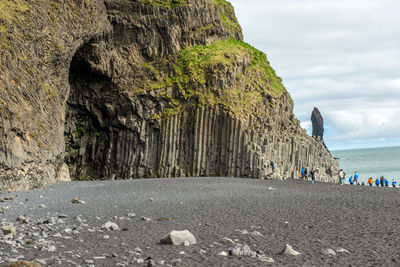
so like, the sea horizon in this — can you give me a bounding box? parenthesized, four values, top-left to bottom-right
(331, 145, 400, 184)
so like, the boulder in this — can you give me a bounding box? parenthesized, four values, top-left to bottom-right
(160, 230, 196, 246)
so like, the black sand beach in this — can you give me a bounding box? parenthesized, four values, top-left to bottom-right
(1, 177, 400, 266)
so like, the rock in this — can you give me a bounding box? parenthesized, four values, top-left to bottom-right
(127, 213, 136, 218)
(229, 244, 256, 257)
(147, 258, 155, 267)
(2, 225, 16, 239)
(323, 248, 336, 256)
(160, 230, 196, 246)
(6, 261, 41, 267)
(311, 107, 324, 140)
(38, 204, 46, 208)
(282, 244, 301, 256)
(17, 216, 29, 223)
(56, 163, 71, 182)
(157, 217, 172, 221)
(337, 247, 350, 254)
(141, 217, 153, 222)
(218, 251, 228, 257)
(222, 237, 235, 244)
(101, 221, 120, 231)
(259, 257, 275, 263)
(71, 198, 85, 204)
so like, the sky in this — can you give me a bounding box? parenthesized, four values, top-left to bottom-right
(229, 0, 400, 151)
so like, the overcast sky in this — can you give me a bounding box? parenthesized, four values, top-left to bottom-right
(229, 0, 400, 150)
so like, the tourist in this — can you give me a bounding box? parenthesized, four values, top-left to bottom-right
(368, 177, 373, 186)
(380, 177, 384, 187)
(311, 169, 316, 184)
(375, 178, 380, 186)
(354, 171, 359, 184)
(338, 169, 344, 184)
(392, 179, 397, 187)
(301, 167, 305, 179)
(270, 161, 275, 172)
(304, 168, 308, 179)
(349, 176, 353, 185)
(385, 177, 389, 187)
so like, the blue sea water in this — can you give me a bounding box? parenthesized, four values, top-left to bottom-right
(331, 146, 400, 184)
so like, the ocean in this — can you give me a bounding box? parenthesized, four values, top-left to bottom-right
(331, 146, 400, 184)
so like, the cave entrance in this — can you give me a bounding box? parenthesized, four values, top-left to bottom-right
(65, 42, 115, 180)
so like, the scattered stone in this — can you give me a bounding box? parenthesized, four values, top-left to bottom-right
(104, 235, 109, 239)
(157, 217, 172, 221)
(282, 244, 301, 256)
(38, 204, 46, 208)
(218, 251, 228, 257)
(35, 259, 47, 265)
(17, 216, 29, 223)
(336, 247, 350, 254)
(268, 187, 276, 191)
(259, 256, 275, 263)
(71, 198, 85, 204)
(4, 195, 15, 200)
(2, 225, 16, 239)
(134, 247, 142, 253)
(199, 249, 206, 254)
(178, 251, 185, 255)
(57, 214, 68, 218)
(160, 230, 196, 246)
(147, 258, 155, 267)
(6, 261, 40, 267)
(101, 221, 120, 231)
(135, 259, 144, 264)
(229, 244, 256, 257)
(141, 217, 153, 222)
(149, 197, 155, 201)
(127, 213, 136, 218)
(323, 248, 336, 256)
(222, 237, 235, 244)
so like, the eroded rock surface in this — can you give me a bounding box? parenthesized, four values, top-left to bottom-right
(0, 0, 338, 190)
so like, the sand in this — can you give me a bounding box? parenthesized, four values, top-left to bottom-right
(1, 177, 400, 266)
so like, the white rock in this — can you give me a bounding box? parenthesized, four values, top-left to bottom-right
(57, 163, 71, 181)
(160, 230, 196, 245)
(283, 244, 301, 256)
(2, 225, 16, 239)
(337, 247, 350, 254)
(102, 221, 120, 231)
(259, 256, 275, 263)
(323, 248, 336, 256)
(127, 213, 136, 218)
(222, 237, 235, 244)
(218, 251, 228, 257)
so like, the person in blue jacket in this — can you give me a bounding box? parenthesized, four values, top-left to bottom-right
(349, 176, 353, 185)
(385, 178, 389, 187)
(301, 167, 305, 179)
(354, 171, 359, 184)
(375, 178, 380, 186)
(392, 179, 397, 187)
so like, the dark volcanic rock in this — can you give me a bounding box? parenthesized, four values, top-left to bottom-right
(311, 107, 324, 140)
(0, 0, 338, 190)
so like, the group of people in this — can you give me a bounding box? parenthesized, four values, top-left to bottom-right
(300, 167, 318, 184)
(337, 170, 398, 187)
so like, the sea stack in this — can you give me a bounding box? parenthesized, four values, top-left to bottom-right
(0, 0, 338, 190)
(311, 107, 324, 140)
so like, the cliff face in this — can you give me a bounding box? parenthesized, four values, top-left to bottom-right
(0, 0, 338, 190)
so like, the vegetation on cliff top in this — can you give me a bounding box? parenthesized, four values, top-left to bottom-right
(211, 0, 242, 38)
(140, 0, 187, 8)
(140, 39, 286, 120)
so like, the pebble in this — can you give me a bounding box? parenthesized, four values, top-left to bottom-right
(337, 247, 350, 254)
(218, 251, 228, 257)
(323, 248, 337, 256)
(101, 221, 120, 231)
(71, 198, 85, 204)
(282, 244, 301, 256)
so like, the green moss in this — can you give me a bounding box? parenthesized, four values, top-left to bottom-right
(141, 0, 187, 8)
(143, 39, 286, 120)
(211, 0, 242, 38)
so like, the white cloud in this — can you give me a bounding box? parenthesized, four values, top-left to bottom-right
(229, 0, 400, 149)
